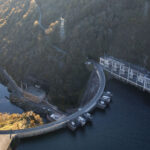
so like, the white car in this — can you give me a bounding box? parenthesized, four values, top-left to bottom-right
(35, 84, 41, 89)
(50, 114, 60, 120)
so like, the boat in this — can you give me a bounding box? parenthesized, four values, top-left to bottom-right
(67, 120, 77, 131)
(101, 95, 111, 104)
(103, 91, 113, 97)
(83, 113, 92, 122)
(97, 100, 107, 110)
(77, 116, 86, 126)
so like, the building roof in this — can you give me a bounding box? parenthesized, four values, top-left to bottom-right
(101, 56, 150, 78)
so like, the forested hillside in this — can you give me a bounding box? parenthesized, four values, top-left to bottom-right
(0, 0, 150, 110)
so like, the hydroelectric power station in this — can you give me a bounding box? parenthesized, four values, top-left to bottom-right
(100, 56, 150, 93)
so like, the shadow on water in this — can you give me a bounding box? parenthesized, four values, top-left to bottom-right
(18, 121, 95, 144)
(2, 79, 150, 150)
(0, 83, 23, 113)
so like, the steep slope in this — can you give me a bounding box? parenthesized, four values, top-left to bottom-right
(0, 0, 89, 110)
(0, 111, 43, 130)
(0, 0, 150, 110)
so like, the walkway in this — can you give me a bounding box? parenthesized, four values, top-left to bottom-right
(0, 61, 105, 139)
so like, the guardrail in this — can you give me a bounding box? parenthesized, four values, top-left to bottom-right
(0, 61, 106, 138)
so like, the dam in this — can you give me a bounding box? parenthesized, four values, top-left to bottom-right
(0, 61, 110, 150)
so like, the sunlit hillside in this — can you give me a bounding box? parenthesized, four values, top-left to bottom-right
(0, 111, 43, 130)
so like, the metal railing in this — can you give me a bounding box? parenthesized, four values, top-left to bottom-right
(100, 56, 150, 93)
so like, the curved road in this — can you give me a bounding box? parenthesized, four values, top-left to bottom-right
(0, 62, 105, 138)
(35, 0, 67, 55)
(36, 4, 45, 31)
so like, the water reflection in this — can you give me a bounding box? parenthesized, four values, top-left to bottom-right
(17, 79, 150, 150)
(0, 83, 23, 113)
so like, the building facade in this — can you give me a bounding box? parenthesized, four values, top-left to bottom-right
(100, 56, 150, 93)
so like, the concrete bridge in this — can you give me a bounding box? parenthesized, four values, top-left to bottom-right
(0, 61, 106, 150)
(100, 56, 150, 93)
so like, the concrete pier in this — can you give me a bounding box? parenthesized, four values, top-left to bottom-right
(0, 134, 16, 150)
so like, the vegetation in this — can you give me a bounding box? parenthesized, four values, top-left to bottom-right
(0, 111, 43, 130)
(0, 0, 150, 109)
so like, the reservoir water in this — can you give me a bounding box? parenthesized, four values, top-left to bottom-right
(0, 84, 23, 114)
(0, 79, 150, 150)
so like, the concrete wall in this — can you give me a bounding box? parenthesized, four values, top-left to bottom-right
(0, 61, 105, 139)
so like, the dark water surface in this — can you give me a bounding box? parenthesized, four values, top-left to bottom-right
(0, 84, 23, 113)
(1, 79, 150, 150)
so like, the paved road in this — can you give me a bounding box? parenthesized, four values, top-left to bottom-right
(0, 61, 105, 138)
(36, 4, 45, 31)
(35, 1, 67, 55)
